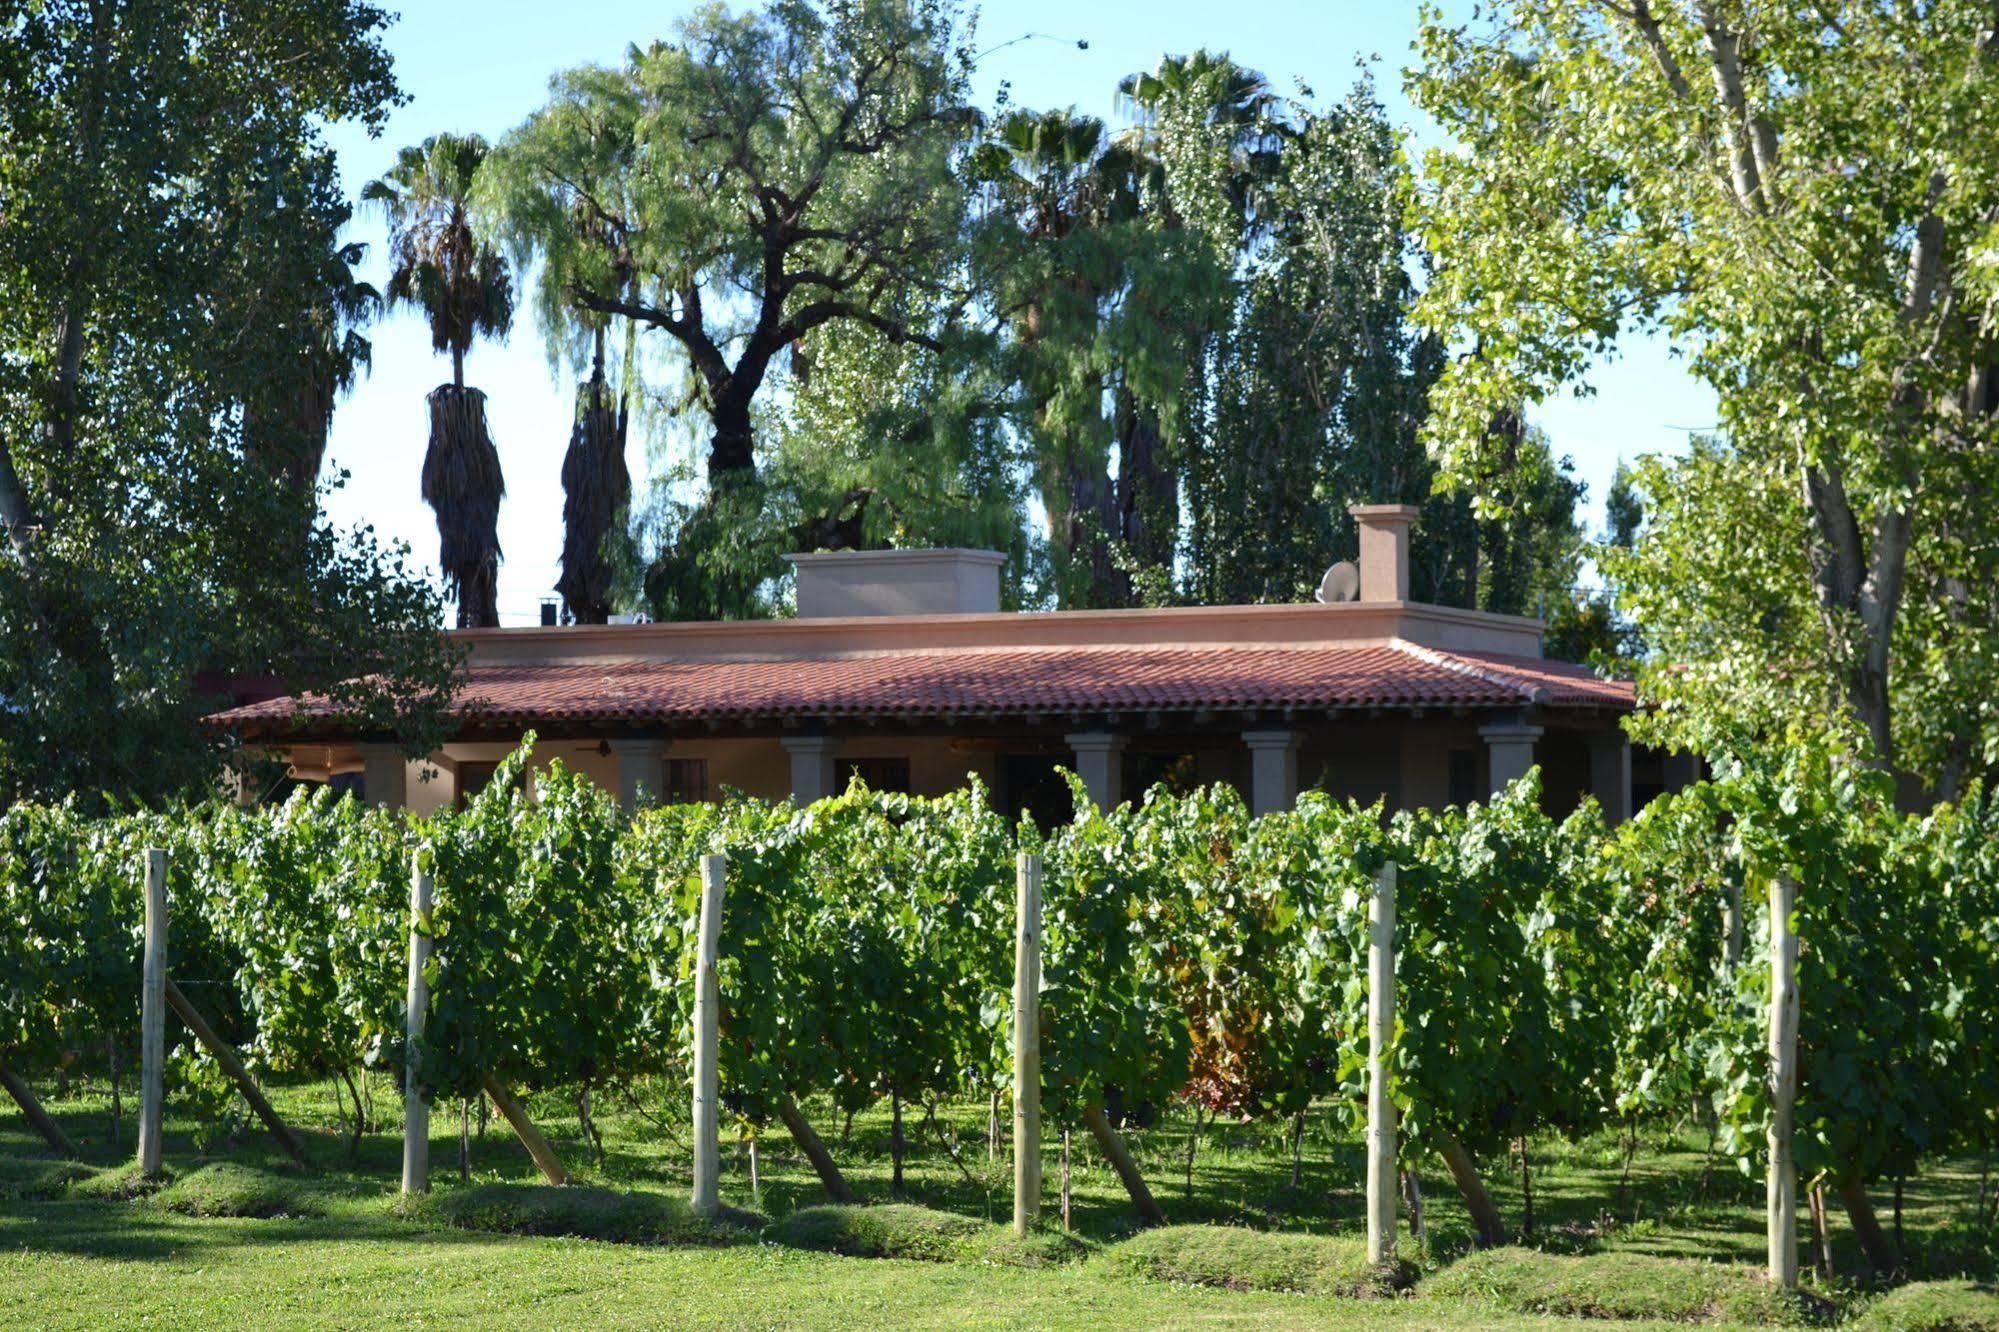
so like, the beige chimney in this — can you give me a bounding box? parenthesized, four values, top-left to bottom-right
(785, 548, 1004, 618)
(1348, 504, 1420, 603)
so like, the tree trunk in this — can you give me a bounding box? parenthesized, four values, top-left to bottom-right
(1401, 1168, 1427, 1246)
(1115, 390, 1177, 584)
(421, 385, 504, 629)
(777, 1094, 855, 1204)
(0, 439, 37, 557)
(0, 1055, 77, 1158)
(1084, 1100, 1165, 1227)
(1837, 1176, 1897, 1274)
(557, 338, 632, 625)
(890, 1090, 905, 1193)
(1065, 445, 1128, 609)
(1439, 1132, 1509, 1247)
(707, 387, 757, 482)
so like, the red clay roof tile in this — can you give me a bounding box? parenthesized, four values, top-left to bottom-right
(207, 641, 1633, 736)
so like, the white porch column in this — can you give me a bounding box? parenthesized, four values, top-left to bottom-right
(782, 736, 841, 805)
(1242, 730, 1302, 817)
(612, 739, 669, 813)
(1586, 731, 1633, 825)
(1064, 731, 1127, 812)
(356, 743, 408, 810)
(1477, 721, 1543, 798)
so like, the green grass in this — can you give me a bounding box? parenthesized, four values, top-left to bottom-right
(766, 1202, 1092, 1267)
(1423, 1247, 1835, 1325)
(154, 1162, 324, 1219)
(3, 1069, 1995, 1328)
(405, 1179, 760, 1245)
(1852, 1281, 1999, 1331)
(1105, 1223, 1411, 1297)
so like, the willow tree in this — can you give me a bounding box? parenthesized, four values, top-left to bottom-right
(484, 0, 975, 619)
(1411, 2, 1999, 799)
(366, 133, 515, 629)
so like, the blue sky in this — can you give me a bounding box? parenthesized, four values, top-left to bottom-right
(319, 0, 1716, 624)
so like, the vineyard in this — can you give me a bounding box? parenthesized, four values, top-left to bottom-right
(4, 740, 1999, 1320)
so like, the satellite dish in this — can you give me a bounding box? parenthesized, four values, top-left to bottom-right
(1315, 560, 1360, 604)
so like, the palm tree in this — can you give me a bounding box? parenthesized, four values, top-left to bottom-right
(363, 133, 514, 629)
(974, 109, 1143, 607)
(556, 322, 632, 624)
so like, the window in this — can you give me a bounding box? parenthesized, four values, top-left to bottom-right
(1447, 749, 1477, 807)
(665, 757, 708, 805)
(837, 757, 911, 794)
(457, 761, 501, 807)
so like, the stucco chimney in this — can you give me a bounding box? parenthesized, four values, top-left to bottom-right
(786, 548, 1004, 618)
(1348, 504, 1419, 603)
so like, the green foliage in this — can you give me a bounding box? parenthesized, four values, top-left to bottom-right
(423, 749, 653, 1099)
(1410, 2, 1999, 789)
(0, 0, 458, 806)
(6, 737, 1998, 1225)
(481, 0, 979, 619)
(1381, 778, 1618, 1160)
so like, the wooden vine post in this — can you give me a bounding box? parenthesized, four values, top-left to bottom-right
(0, 1055, 76, 1158)
(402, 853, 434, 1195)
(1012, 851, 1043, 1237)
(164, 980, 307, 1167)
(1767, 874, 1800, 1289)
(137, 848, 167, 1177)
(481, 1076, 567, 1185)
(1366, 859, 1399, 1265)
(691, 852, 725, 1218)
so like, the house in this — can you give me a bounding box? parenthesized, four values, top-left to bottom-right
(210, 505, 1683, 821)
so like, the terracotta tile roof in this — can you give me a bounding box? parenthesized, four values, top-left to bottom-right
(207, 641, 1633, 737)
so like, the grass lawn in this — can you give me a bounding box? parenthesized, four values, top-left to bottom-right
(2, 1072, 1995, 1329)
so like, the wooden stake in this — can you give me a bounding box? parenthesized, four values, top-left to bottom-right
(1013, 851, 1042, 1237)
(1084, 1100, 1164, 1225)
(691, 852, 725, 1217)
(1367, 859, 1398, 1265)
(0, 1054, 76, 1158)
(1400, 1167, 1427, 1247)
(164, 979, 306, 1166)
(401, 854, 433, 1194)
(482, 1076, 568, 1184)
(1724, 880, 1745, 969)
(1061, 1129, 1072, 1231)
(1809, 1185, 1835, 1280)
(137, 848, 167, 1177)
(1439, 1132, 1509, 1247)
(1768, 874, 1800, 1289)
(776, 1093, 855, 1203)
